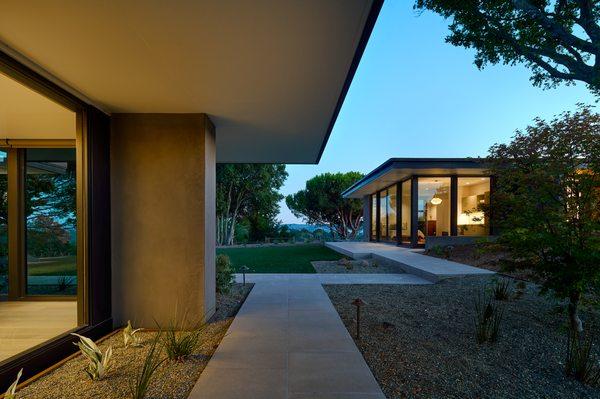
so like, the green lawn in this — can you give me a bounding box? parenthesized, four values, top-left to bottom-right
(27, 256, 77, 276)
(217, 244, 344, 273)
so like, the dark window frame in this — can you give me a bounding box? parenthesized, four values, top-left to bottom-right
(0, 49, 112, 390)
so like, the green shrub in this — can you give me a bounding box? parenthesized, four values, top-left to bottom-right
(474, 292, 504, 344)
(129, 332, 165, 399)
(492, 278, 512, 301)
(160, 314, 204, 362)
(430, 245, 444, 257)
(566, 330, 600, 386)
(216, 254, 234, 294)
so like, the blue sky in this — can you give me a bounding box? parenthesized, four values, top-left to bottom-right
(279, 0, 595, 224)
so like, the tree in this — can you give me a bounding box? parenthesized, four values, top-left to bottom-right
(414, 0, 600, 94)
(286, 172, 365, 240)
(216, 164, 287, 246)
(487, 105, 600, 335)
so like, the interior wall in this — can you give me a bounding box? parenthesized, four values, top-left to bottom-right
(110, 113, 215, 328)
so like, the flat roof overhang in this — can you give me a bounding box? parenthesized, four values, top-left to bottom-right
(343, 158, 490, 199)
(0, 0, 383, 163)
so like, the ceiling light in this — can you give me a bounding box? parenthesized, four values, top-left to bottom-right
(431, 197, 442, 205)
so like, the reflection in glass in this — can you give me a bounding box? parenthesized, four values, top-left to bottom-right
(371, 195, 377, 240)
(458, 177, 490, 236)
(0, 150, 7, 296)
(26, 149, 77, 296)
(401, 179, 411, 244)
(417, 177, 451, 245)
(388, 185, 397, 241)
(379, 190, 388, 240)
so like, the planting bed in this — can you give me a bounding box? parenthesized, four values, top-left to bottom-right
(312, 258, 404, 274)
(17, 283, 253, 399)
(324, 276, 600, 399)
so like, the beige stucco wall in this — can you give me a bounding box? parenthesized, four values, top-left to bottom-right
(110, 113, 216, 328)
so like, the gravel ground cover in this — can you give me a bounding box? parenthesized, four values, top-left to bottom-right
(424, 244, 539, 282)
(312, 258, 405, 274)
(324, 277, 600, 399)
(18, 283, 253, 399)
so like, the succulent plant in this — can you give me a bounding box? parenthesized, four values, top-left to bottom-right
(4, 368, 22, 399)
(123, 320, 144, 348)
(71, 333, 113, 380)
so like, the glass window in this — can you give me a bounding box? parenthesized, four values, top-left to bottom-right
(25, 148, 77, 295)
(0, 150, 6, 297)
(401, 179, 411, 244)
(457, 177, 490, 236)
(370, 195, 377, 240)
(388, 185, 397, 241)
(417, 177, 451, 244)
(379, 190, 388, 240)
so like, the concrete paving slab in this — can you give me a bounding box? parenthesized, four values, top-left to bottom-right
(190, 366, 287, 399)
(288, 352, 383, 395)
(326, 241, 495, 282)
(190, 273, 426, 398)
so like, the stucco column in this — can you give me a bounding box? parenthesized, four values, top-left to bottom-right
(110, 114, 216, 328)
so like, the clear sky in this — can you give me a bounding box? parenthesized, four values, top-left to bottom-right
(279, 0, 595, 224)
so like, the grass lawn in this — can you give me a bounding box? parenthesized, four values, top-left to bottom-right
(217, 244, 344, 273)
(27, 256, 77, 276)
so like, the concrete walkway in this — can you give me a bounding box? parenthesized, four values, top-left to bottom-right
(234, 272, 431, 285)
(189, 273, 424, 398)
(325, 241, 495, 282)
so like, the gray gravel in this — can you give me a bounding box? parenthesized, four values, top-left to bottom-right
(312, 258, 405, 274)
(18, 284, 253, 399)
(324, 277, 600, 399)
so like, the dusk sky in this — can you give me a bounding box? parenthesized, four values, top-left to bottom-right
(279, 0, 595, 224)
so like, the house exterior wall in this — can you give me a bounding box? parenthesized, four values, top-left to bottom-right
(110, 113, 215, 328)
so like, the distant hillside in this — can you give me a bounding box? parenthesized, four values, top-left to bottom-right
(284, 223, 331, 233)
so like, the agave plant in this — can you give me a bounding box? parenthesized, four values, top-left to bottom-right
(4, 368, 22, 399)
(71, 333, 113, 380)
(123, 320, 144, 348)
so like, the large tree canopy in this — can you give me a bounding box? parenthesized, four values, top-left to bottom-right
(487, 105, 600, 335)
(415, 0, 600, 94)
(216, 164, 287, 246)
(286, 172, 365, 240)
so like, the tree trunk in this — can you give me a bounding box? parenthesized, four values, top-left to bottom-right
(568, 290, 584, 335)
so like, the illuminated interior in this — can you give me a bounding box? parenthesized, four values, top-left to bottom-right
(417, 177, 451, 245)
(368, 174, 491, 245)
(457, 177, 490, 236)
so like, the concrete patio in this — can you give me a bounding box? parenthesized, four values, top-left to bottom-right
(325, 241, 495, 282)
(189, 273, 428, 399)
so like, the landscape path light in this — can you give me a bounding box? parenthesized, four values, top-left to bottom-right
(351, 298, 367, 340)
(240, 265, 250, 286)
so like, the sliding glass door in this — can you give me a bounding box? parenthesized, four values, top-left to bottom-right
(417, 177, 451, 245)
(0, 144, 81, 363)
(25, 148, 77, 296)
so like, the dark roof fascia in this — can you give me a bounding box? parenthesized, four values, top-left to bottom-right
(315, 0, 384, 163)
(342, 157, 489, 197)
